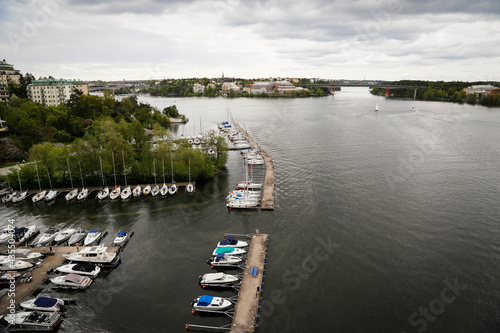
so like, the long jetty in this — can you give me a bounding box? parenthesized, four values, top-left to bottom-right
(230, 233, 268, 333)
(234, 125, 275, 210)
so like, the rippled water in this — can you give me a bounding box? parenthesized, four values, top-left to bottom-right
(2, 88, 500, 332)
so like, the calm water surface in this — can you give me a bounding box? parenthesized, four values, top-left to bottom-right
(2, 88, 500, 332)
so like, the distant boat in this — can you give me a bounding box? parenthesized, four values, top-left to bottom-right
(375, 102, 379, 112)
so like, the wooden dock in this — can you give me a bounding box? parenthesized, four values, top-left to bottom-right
(234, 125, 275, 210)
(230, 234, 268, 333)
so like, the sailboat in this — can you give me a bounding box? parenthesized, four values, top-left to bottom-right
(132, 184, 142, 197)
(160, 157, 168, 196)
(109, 151, 121, 200)
(168, 155, 177, 195)
(120, 151, 132, 200)
(12, 168, 28, 203)
(186, 159, 195, 194)
(375, 102, 379, 112)
(65, 158, 78, 201)
(1, 174, 15, 203)
(96, 156, 109, 200)
(45, 163, 58, 201)
(32, 161, 46, 203)
(77, 159, 90, 201)
(151, 158, 160, 197)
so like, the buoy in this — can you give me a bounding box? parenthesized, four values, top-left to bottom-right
(202, 285, 206, 289)
(192, 310, 195, 314)
(185, 325, 189, 330)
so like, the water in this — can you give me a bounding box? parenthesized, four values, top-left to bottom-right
(2, 88, 500, 332)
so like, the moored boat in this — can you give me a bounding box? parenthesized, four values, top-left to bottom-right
(121, 186, 132, 200)
(67, 229, 86, 246)
(37, 228, 59, 246)
(50, 273, 92, 289)
(212, 246, 246, 256)
(143, 185, 151, 196)
(113, 231, 128, 246)
(77, 188, 90, 201)
(132, 185, 142, 197)
(207, 253, 243, 267)
(151, 185, 160, 197)
(217, 236, 249, 248)
(45, 189, 58, 201)
(109, 186, 121, 200)
(12, 191, 29, 203)
(191, 295, 233, 312)
(96, 187, 110, 200)
(0, 256, 33, 270)
(54, 228, 78, 244)
(65, 188, 78, 201)
(199, 272, 239, 287)
(0, 310, 63, 330)
(20, 297, 65, 312)
(32, 190, 46, 203)
(56, 262, 101, 278)
(65, 245, 120, 268)
(83, 229, 102, 246)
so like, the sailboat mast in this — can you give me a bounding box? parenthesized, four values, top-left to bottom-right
(34, 160, 41, 191)
(17, 168, 22, 192)
(112, 151, 117, 188)
(162, 157, 166, 184)
(188, 159, 191, 183)
(153, 158, 157, 185)
(78, 159, 84, 188)
(67, 158, 74, 189)
(45, 163, 53, 190)
(122, 150, 127, 187)
(99, 156, 105, 186)
(170, 154, 174, 183)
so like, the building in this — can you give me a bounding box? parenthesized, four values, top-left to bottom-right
(28, 78, 89, 106)
(193, 83, 205, 94)
(222, 82, 240, 92)
(0, 59, 21, 103)
(270, 80, 304, 93)
(250, 82, 272, 94)
(464, 85, 496, 94)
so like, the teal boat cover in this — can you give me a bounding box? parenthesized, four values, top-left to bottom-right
(214, 246, 235, 254)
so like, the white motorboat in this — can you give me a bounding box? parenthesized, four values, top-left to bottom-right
(96, 187, 110, 200)
(32, 190, 46, 203)
(151, 185, 160, 197)
(11, 226, 38, 245)
(235, 182, 262, 190)
(121, 186, 132, 200)
(0, 271, 21, 283)
(65, 245, 120, 268)
(67, 229, 86, 246)
(1, 191, 15, 203)
(247, 158, 264, 165)
(143, 185, 151, 196)
(217, 236, 249, 248)
(199, 272, 239, 287)
(65, 188, 78, 201)
(227, 199, 259, 209)
(208, 253, 243, 267)
(0, 256, 33, 270)
(132, 185, 142, 197)
(50, 273, 92, 289)
(375, 102, 379, 112)
(160, 184, 168, 196)
(109, 186, 121, 200)
(83, 229, 102, 246)
(54, 228, 77, 244)
(45, 189, 58, 201)
(212, 246, 246, 256)
(77, 188, 90, 201)
(12, 191, 29, 203)
(168, 184, 177, 195)
(113, 231, 128, 246)
(226, 192, 261, 201)
(55, 262, 101, 278)
(0, 311, 63, 331)
(192, 295, 233, 312)
(12, 249, 43, 261)
(37, 228, 59, 246)
(20, 297, 65, 312)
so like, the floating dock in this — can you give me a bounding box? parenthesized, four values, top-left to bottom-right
(230, 233, 268, 333)
(234, 125, 275, 210)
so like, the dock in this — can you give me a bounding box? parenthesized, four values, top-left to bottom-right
(234, 125, 275, 210)
(230, 233, 268, 333)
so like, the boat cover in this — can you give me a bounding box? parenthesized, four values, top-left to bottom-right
(216, 253, 226, 259)
(65, 273, 87, 284)
(34, 297, 58, 308)
(197, 295, 214, 306)
(74, 262, 97, 272)
(14, 227, 27, 234)
(117, 231, 126, 237)
(89, 229, 98, 233)
(214, 247, 235, 254)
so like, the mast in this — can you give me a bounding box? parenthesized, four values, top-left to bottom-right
(122, 150, 127, 187)
(99, 156, 105, 187)
(17, 168, 22, 192)
(162, 157, 166, 185)
(153, 158, 157, 185)
(188, 159, 191, 183)
(78, 158, 84, 189)
(34, 160, 41, 191)
(112, 151, 117, 188)
(67, 158, 74, 189)
(170, 154, 174, 183)
(45, 163, 53, 190)
(5, 172, 10, 189)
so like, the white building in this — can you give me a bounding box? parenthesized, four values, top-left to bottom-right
(28, 78, 89, 106)
(222, 82, 240, 91)
(464, 85, 496, 94)
(0, 59, 21, 103)
(251, 82, 272, 94)
(193, 83, 205, 94)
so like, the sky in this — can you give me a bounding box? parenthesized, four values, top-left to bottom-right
(1, 0, 500, 81)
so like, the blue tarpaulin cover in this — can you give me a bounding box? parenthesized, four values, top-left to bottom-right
(117, 231, 126, 237)
(89, 229, 98, 233)
(34, 297, 58, 308)
(197, 295, 214, 306)
(215, 247, 234, 254)
(14, 227, 26, 234)
(216, 253, 226, 259)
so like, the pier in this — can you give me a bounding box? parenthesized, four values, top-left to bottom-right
(230, 233, 268, 333)
(234, 125, 275, 210)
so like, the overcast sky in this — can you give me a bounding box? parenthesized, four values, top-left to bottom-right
(1, 0, 499, 81)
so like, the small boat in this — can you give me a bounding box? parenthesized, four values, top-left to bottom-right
(0, 225, 12, 243)
(67, 229, 86, 246)
(54, 228, 78, 244)
(207, 253, 243, 267)
(143, 185, 151, 196)
(168, 184, 177, 195)
(10, 226, 38, 245)
(12, 191, 29, 203)
(226, 199, 259, 209)
(109, 186, 121, 200)
(1, 191, 15, 203)
(0, 311, 63, 331)
(65, 188, 78, 201)
(217, 236, 249, 248)
(186, 183, 195, 193)
(50, 273, 93, 289)
(37, 228, 59, 246)
(56, 262, 101, 278)
(199, 272, 239, 287)
(212, 246, 246, 256)
(0, 256, 33, 270)
(191, 295, 233, 312)
(234, 182, 262, 191)
(65, 245, 120, 268)
(0, 271, 21, 283)
(32, 190, 46, 203)
(20, 297, 65, 312)
(11, 249, 43, 261)
(83, 229, 102, 246)
(132, 185, 142, 197)
(375, 102, 379, 112)
(77, 188, 90, 201)
(121, 186, 132, 200)
(113, 231, 128, 246)
(45, 189, 58, 201)
(151, 185, 160, 197)
(160, 184, 169, 196)
(96, 187, 110, 200)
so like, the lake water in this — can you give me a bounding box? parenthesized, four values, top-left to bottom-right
(2, 87, 500, 332)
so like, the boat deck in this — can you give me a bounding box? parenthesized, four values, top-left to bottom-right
(230, 233, 268, 333)
(0, 246, 121, 255)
